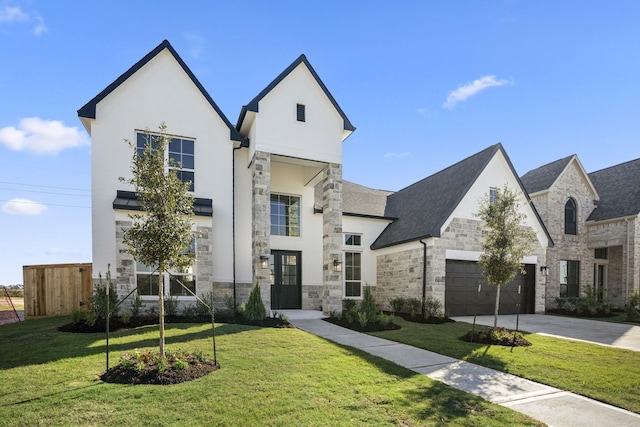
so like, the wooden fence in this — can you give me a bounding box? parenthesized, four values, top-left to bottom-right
(23, 263, 93, 318)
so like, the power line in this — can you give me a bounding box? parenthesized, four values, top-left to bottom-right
(0, 181, 90, 192)
(0, 187, 91, 197)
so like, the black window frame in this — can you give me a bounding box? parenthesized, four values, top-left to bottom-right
(564, 198, 577, 235)
(296, 103, 306, 122)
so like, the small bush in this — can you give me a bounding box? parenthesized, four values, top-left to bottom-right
(164, 295, 179, 316)
(406, 297, 421, 317)
(275, 311, 289, 323)
(626, 291, 640, 322)
(120, 309, 132, 324)
(70, 308, 85, 324)
(130, 293, 144, 317)
(91, 274, 119, 319)
(344, 310, 356, 323)
(424, 297, 444, 318)
(181, 304, 198, 317)
(196, 292, 215, 316)
(224, 294, 240, 316)
(243, 283, 266, 322)
(343, 299, 357, 312)
(357, 311, 369, 327)
(378, 312, 394, 327)
(389, 297, 407, 314)
(359, 286, 379, 320)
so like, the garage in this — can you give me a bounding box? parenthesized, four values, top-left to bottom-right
(445, 260, 535, 316)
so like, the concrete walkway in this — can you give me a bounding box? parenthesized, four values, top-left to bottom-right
(291, 315, 640, 427)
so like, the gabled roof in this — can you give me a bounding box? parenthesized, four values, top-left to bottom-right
(77, 40, 243, 142)
(236, 54, 355, 133)
(370, 143, 552, 250)
(314, 181, 394, 219)
(588, 157, 640, 221)
(371, 144, 501, 249)
(520, 155, 574, 194)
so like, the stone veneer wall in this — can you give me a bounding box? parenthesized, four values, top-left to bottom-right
(322, 163, 343, 314)
(251, 151, 271, 308)
(374, 217, 548, 313)
(302, 284, 323, 311)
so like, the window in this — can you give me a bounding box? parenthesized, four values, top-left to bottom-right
(345, 252, 362, 297)
(560, 260, 580, 297)
(270, 194, 301, 236)
(296, 104, 306, 122)
(595, 248, 608, 259)
(489, 187, 498, 204)
(136, 238, 196, 297)
(345, 234, 362, 246)
(136, 132, 195, 192)
(564, 198, 577, 235)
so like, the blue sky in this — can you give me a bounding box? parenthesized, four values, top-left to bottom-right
(1, 1, 639, 285)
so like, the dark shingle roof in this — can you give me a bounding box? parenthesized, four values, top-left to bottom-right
(370, 144, 503, 249)
(520, 155, 574, 194)
(236, 54, 355, 133)
(588, 158, 640, 221)
(314, 181, 394, 218)
(78, 40, 243, 142)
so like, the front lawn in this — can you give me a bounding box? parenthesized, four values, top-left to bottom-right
(369, 317, 640, 414)
(0, 316, 543, 426)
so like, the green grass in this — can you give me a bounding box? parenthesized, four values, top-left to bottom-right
(370, 317, 640, 413)
(0, 317, 543, 426)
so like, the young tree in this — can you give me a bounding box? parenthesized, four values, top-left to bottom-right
(121, 123, 195, 356)
(476, 185, 536, 328)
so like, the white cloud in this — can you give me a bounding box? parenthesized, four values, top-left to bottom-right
(443, 75, 509, 109)
(0, 117, 90, 154)
(0, 5, 46, 35)
(0, 6, 28, 22)
(2, 198, 48, 216)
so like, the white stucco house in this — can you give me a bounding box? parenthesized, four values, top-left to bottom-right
(79, 40, 637, 317)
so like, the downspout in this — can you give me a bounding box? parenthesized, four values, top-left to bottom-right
(626, 218, 630, 301)
(420, 239, 427, 316)
(232, 144, 243, 308)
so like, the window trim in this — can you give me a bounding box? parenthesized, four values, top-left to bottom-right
(344, 233, 362, 247)
(564, 197, 577, 235)
(136, 131, 196, 192)
(344, 250, 363, 299)
(489, 187, 498, 205)
(270, 193, 302, 237)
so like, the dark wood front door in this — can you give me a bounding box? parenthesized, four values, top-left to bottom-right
(270, 251, 302, 309)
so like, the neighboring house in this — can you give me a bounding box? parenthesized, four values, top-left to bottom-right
(521, 155, 640, 308)
(82, 39, 620, 318)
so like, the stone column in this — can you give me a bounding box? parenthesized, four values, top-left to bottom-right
(322, 163, 343, 314)
(251, 151, 271, 309)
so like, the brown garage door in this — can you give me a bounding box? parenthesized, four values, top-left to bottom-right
(445, 260, 535, 316)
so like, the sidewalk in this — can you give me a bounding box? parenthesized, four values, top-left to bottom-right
(293, 318, 640, 427)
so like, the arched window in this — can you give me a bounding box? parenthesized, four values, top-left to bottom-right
(564, 198, 577, 235)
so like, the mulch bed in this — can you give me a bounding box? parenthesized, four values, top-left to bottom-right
(323, 316, 401, 332)
(101, 360, 220, 385)
(545, 308, 617, 318)
(460, 328, 532, 347)
(387, 312, 456, 324)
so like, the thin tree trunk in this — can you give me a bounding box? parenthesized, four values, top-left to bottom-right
(493, 283, 501, 329)
(158, 269, 165, 357)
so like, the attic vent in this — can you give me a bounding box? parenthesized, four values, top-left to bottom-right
(296, 103, 306, 122)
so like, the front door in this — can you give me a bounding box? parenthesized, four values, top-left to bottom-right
(270, 251, 302, 309)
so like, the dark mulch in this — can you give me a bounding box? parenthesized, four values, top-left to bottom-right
(388, 312, 455, 324)
(460, 328, 532, 347)
(545, 308, 616, 318)
(101, 360, 219, 385)
(324, 316, 401, 332)
(58, 314, 293, 333)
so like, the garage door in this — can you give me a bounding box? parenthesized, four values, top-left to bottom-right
(445, 260, 535, 316)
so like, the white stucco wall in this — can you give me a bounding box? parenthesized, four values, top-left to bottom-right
(88, 48, 235, 283)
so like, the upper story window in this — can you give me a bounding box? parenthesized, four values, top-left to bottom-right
(564, 198, 577, 235)
(489, 187, 498, 204)
(595, 248, 608, 259)
(271, 194, 301, 237)
(136, 132, 195, 192)
(344, 234, 362, 246)
(296, 104, 306, 122)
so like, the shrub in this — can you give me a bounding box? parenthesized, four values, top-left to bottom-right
(196, 292, 215, 316)
(357, 311, 369, 327)
(343, 299, 357, 312)
(389, 297, 406, 314)
(224, 294, 240, 316)
(406, 298, 421, 317)
(91, 275, 119, 319)
(243, 283, 266, 322)
(378, 312, 394, 327)
(130, 293, 144, 317)
(181, 304, 198, 317)
(120, 308, 132, 324)
(626, 291, 640, 322)
(70, 308, 85, 324)
(164, 295, 179, 316)
(344, 309, 356, 324)
(275, 311, 289, 323)
(554, 287, 611, 316)
(359, 286, 379, 320)
(424, 296, 443, 318)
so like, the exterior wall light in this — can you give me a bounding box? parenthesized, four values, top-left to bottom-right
(333, 259, 343, 273)
(259, 255, 269, 270)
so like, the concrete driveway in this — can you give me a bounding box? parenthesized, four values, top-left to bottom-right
(451, 314, 640, 352)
